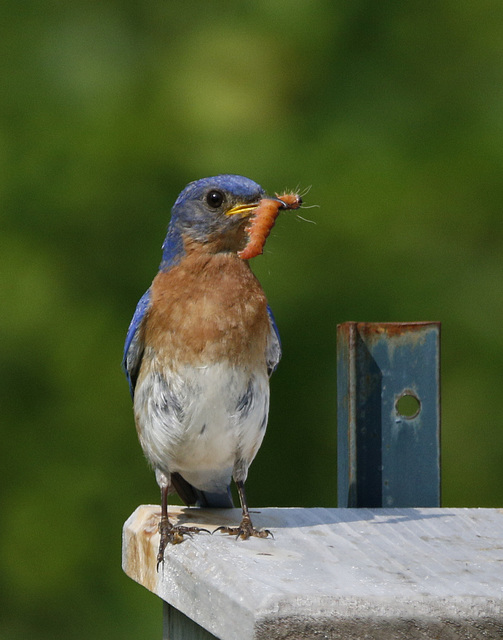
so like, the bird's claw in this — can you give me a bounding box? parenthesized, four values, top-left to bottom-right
(213, 515, 273, 540)
(156, 519, 211, 569)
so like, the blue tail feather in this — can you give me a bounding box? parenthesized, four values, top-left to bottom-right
(195, 487, 234, 508)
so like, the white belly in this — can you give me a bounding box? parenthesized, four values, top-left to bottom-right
(134, 360, 269, 493)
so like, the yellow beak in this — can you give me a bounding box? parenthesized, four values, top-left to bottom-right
(225, 202, 260, 217)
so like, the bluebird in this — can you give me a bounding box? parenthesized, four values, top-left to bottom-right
(123, 174, 299, 565)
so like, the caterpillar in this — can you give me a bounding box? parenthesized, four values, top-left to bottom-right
(238, 193, 302, 260)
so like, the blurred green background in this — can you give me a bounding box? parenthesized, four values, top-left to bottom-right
(2, 1, 503, 638)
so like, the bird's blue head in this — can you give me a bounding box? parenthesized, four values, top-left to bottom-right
(160, 174, 266, 270)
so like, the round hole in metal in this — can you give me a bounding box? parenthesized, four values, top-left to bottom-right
(395, 392, 421, 419)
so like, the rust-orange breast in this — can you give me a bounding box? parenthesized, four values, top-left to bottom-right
(145, 243, 270, 370)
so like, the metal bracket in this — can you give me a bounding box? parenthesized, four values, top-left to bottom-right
(337, 322, 441, 508)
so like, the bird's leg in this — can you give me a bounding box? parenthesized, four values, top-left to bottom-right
(215, 480, 272, 540)
(157, 484, 183, 568)
(157, 484, 210, 569)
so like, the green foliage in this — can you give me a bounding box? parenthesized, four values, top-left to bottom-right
(2, 1, 503, 637)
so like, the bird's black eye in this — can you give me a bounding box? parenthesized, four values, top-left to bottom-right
(206, 190, 224, 208)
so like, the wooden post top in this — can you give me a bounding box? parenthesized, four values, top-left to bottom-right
(123, 505, 503, 639)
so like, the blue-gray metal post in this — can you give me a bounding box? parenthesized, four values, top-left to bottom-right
(337, 322, 441, 508)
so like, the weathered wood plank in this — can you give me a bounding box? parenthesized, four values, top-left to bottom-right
(123, 505, 503, 639)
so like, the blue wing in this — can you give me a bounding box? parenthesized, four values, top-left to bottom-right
(266, 304, 282, 376)
(122, 289, 151, 398)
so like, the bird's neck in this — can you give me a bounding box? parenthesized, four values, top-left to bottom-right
(160, 228, 249, 272)
(160, 226, 185, 271)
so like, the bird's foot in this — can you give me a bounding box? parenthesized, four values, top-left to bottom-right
(157, 517, 210, 569)
(214, 514, 273, 540)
